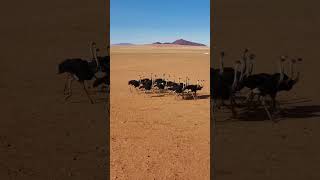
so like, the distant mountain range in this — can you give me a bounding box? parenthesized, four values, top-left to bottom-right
(153, 39, 206, 46)
(112, 39, 207, 46)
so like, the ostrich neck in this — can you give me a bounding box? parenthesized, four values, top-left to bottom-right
(232, 64, 239, 90)
(90, 44, 94, 60)
(278, 61, 284, 84)
(290, 61, 294, 79)
(243, 59, 247, 75)
(239, 63, 244, 81)
(242, 52, 247, 74)
(219, 56, 224, 74)
(93, 45, 99, 68)
(249, 60, 253, 75)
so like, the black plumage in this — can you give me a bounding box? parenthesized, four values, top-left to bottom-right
(128, 80, 140, 88)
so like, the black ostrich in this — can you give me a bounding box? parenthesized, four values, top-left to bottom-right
(168, 82, 185, 98)
(128, 80, 140, 88)
(212, 49, 249, 96)
(58, 42, 110, 104)
(58, 58, 96, 103)
(240, 56, 287, 104)
(251, 58, 302, 122)
(211, 60, 242, 116)
(211, 49, 249, 105)
(154, 78, 167, 91)
(183, 80, 203, 100)
(128, 79, 140, 92)
(139, 79, 153, 91)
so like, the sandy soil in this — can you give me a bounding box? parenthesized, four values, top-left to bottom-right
(212, 0, 320, 179)
(0, 0, 109, 179)
(110, 45, 210, 179)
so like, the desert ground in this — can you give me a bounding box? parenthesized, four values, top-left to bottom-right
(110, 45, 210, 179)
(0, 0, 109, 179)
(212, 0, 320, 179)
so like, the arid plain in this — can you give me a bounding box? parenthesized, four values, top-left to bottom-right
(110, 45, 210, 179)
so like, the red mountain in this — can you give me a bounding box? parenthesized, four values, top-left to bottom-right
(152, 39, 206, 46)
(172, 39, 206, 46)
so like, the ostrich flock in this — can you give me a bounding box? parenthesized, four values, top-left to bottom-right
(128, 74, 205, 100)
(57, 41, 110, 104)
(211, 49, 302, 122)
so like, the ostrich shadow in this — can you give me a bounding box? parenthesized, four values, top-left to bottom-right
(150, 94, 166, 98)
(183, 94, 210, 100)
(63, 96, 108, 104)
(236, 104, 320, 121)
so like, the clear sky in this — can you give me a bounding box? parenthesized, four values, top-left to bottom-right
(110, 0, 210, 46)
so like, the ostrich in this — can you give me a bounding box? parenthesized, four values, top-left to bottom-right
(211, 60, 242, 116)
(58, 58, 96, 104)
(58, 41, 110, 104)
(154, 74, 167, 91)
(240, 56, 288, 104)
(139, 73, 153, 92)
(139, 79, 153, 92)
(154, 80, 166, 91)
(213, 49, 249, 87)
(251, 57, 301, 121)
(128, 80, 140, 88)
(183, 80, 203, 100)
(169, 82, 185, 99)
(211, 50, 247, 106)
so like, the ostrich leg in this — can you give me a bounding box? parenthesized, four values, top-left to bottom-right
(65, 78, 74, 101)
(64, 78, 69, 95)
(261, 96, 277, 122)
(230, 98, 237, 118)
(64, 74, 72, 95)
(81, 82, 95, 104)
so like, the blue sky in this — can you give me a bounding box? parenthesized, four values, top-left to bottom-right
(110, 0, 210, 46)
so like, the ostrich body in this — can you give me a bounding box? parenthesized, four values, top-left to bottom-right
(58, 58, 96, 103)
(128, 80, 140, 88)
